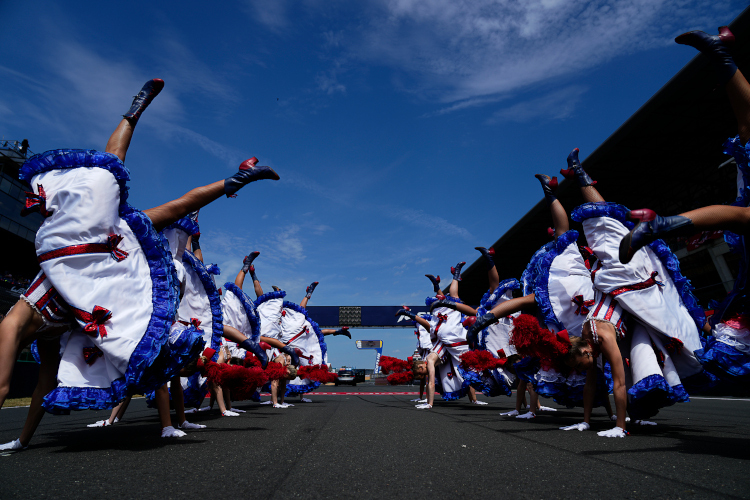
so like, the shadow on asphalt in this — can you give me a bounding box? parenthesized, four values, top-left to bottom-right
(26, 421, 271, 453)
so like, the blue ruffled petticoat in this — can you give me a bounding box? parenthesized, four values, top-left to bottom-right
(285, 380, 322, 396)
(627, 374, 689, 419)
(224, 282, 261, 342)
(182, 251, 224, 360)
(525, 230, 580, 331)
(22, 150, 198, 413)
(695, 337, 750, 383)
(436, 376, 470, 401)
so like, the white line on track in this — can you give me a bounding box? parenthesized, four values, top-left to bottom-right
(689, 396, 750, 401)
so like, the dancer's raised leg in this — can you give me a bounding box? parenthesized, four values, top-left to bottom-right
(105, 79, 165, 162)
(235, 251, 260, 289)
(475, 247, 499, 292)
(620, 206, 750, 263)
(560, 148, 604, 203)
(300, 281, 319, 309)
(535, 174, 569, 237)
(144, 158, 279, 232)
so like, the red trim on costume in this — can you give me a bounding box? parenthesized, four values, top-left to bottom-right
(25, 273, 46, 297)
(83, 346, 103, 365)
(579, 246, 597, 270)
(37, 234, 129, 264)
(664, 337, 684, 354)
(286, 327, 309, 346)
(433, 341, 444, 355)
(72, 305, 112, 338)
(604, 301, 617, 322)
(609, 272, 663, 297)
(34, 287, 56, 311)
(590, 260, 603, 283)
(571, 295, 595, 315)
(445, 341, 469, 348)
(592, 294, 607, 317)
(21, 184, 53, 217)
(434, 313, 448, 335)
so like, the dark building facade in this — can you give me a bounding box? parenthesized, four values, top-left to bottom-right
(0, 139, 43, 310)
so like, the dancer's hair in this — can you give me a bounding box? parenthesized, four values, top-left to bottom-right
(286, 365, 298, 379)
(411, 359, 426, 378)
(503, 354, 522, 373)
(563, 336, 591, 366)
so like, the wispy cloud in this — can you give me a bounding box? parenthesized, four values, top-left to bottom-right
(152, 120, 247, 168)
(347, 0, 736, 104)
(316, 70, 347, 95)
(487, 85, 588, 124)
(244, 0, 291, 33)
(382, 205, 473, 240)
(0, 4, 242, 164)
(244, 0, 740, 115)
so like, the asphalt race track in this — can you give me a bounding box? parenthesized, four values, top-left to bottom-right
(1, 386, 749, 499)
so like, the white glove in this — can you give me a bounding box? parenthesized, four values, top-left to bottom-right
(597, 426, 627, 438)
(499, 410, 519, 417)
(223, 409, 241, 415)
(409, 398, 422, 402)
(559, 422, 590, 431)
(634, 419, 657, 426)
(610, 415, 631, 422)
(282, 403, 294, 407)
(516, 411, 536, 419)
(472, 400, 489, 405)
(183, 408, 198, 414)
(259, 401, 272, 405)
(0, 439, 26, 451)
(415, 403, 432, 409)
(161, 426, 187, 438)
(179, 420, 206, 430)
(87, 419, 111, 428)
(538, 406, 557, 412)
(300, 398, 313, 403)
(198, 406, 212, 412)
(230, 407, 247, 413)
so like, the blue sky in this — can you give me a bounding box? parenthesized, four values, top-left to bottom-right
(0, 0, 745, 369)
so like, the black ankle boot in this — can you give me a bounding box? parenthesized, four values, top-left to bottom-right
(124, 79, 164, 124)
(619, 209, 694, 264)
(224, 158, 280, 197)
(560, 148, 595, 187)
(676, 27, 737, 84)
(535, 174, 558, 205)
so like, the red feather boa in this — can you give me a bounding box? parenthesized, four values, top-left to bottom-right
(459, 350, 505, 372)
(510, 314, 569, 367)
(243, 353, 262, 368)
(263, 361, 289, 381)
(379, 355, 411, 374)
(298, 364, 338, 383)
